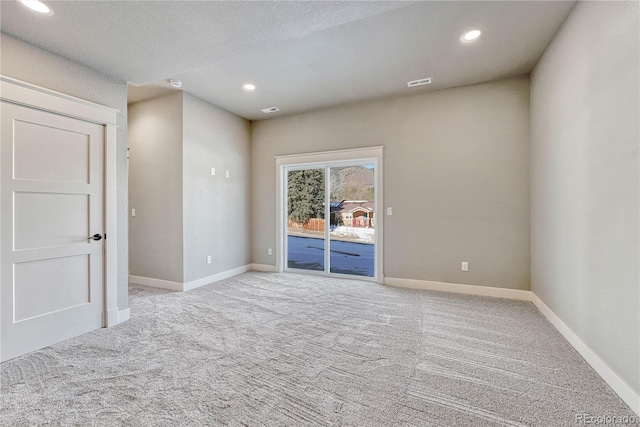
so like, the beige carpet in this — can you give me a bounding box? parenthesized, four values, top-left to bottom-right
(1, 272, 637, 426)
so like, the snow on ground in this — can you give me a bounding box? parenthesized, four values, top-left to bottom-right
(330, 226, 375, 243)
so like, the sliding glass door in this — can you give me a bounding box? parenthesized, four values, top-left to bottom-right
(284, 161, 376, 279)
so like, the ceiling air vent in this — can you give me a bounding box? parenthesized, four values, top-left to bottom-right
(407, 77, 432, 88)
(261, 107, 280, 113)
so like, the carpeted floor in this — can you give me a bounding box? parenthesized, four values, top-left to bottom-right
(1, 272, 637, 426)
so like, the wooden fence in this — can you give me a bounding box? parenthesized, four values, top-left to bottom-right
(288, 218, 324, 232)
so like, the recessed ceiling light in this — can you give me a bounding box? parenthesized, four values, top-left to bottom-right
(17, 0, 52, 14)
(169, 79, 182, 88)
(243, 84, 256, 91)
(407, 77, 432, 88)
(461, 30, 481, 42)
(261, 107, 280, 114)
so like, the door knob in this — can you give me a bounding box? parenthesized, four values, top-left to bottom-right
(89, 234, 103, 241)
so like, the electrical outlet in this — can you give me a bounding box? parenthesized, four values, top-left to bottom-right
(461, 261, 469, 272)
(207, 256, 212, 264)
(268, 248, 273, 256)
(387, 207, 393, 216)
(131, 208, 136, 217)
(225, 170, 230, 178)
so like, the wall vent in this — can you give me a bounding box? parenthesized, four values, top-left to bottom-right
(261, 107, 280, 113)
(407, 77, 432, 88)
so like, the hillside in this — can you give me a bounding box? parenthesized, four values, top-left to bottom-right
(330, 166, 374, 201)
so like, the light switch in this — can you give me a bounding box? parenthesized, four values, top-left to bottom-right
(131, 208, 136, 217)
(211, 167, 215, 176)
(386, 207, 393, 216)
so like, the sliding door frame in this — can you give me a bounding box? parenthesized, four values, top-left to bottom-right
(275, 147, 384, 284)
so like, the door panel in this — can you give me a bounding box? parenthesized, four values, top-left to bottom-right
(329, 165, 375, 277)
(14, 254, 90, 322)
(286, 168, 326, 272)
(1, 102, 104, 362)
(13, 119, 90, 183)
(14, 192, 89, 250)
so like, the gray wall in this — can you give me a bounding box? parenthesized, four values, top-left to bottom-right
(128, 93, 251, 285)
(252, 77, 531, 289)
(531, 1, 640, 393)
(182, 94, 252, 282)
(128, 93, 184, 283)
(1, 34, 130, 309)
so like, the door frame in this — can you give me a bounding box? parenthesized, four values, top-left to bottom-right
(275, 147, 384, 284)
(0, 76, 121, 327)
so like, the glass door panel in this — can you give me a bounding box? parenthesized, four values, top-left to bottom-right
(328, 165, 375, 277)
(286, 168, 325, 271)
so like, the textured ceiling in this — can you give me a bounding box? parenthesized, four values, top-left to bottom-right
(2, 1, 576, 120)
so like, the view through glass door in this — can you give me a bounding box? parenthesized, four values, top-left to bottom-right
(285, 162, 376, 278)
(286, 168, 326, 272)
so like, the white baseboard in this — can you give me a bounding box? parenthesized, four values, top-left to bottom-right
(129, 275, 183, 291)
(118, 308, 131, 323)
(183, 264, 251, 291)
(106, 307, 131, 326)
(384, 277, 532, 301)
(530, 294, 640, 416)
(106, 308, 119, 327)
(129, 265, 252, 293)
(250, 263, 277, 273)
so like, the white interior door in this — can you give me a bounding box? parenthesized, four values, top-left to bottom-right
(1, 102, 105, 361)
